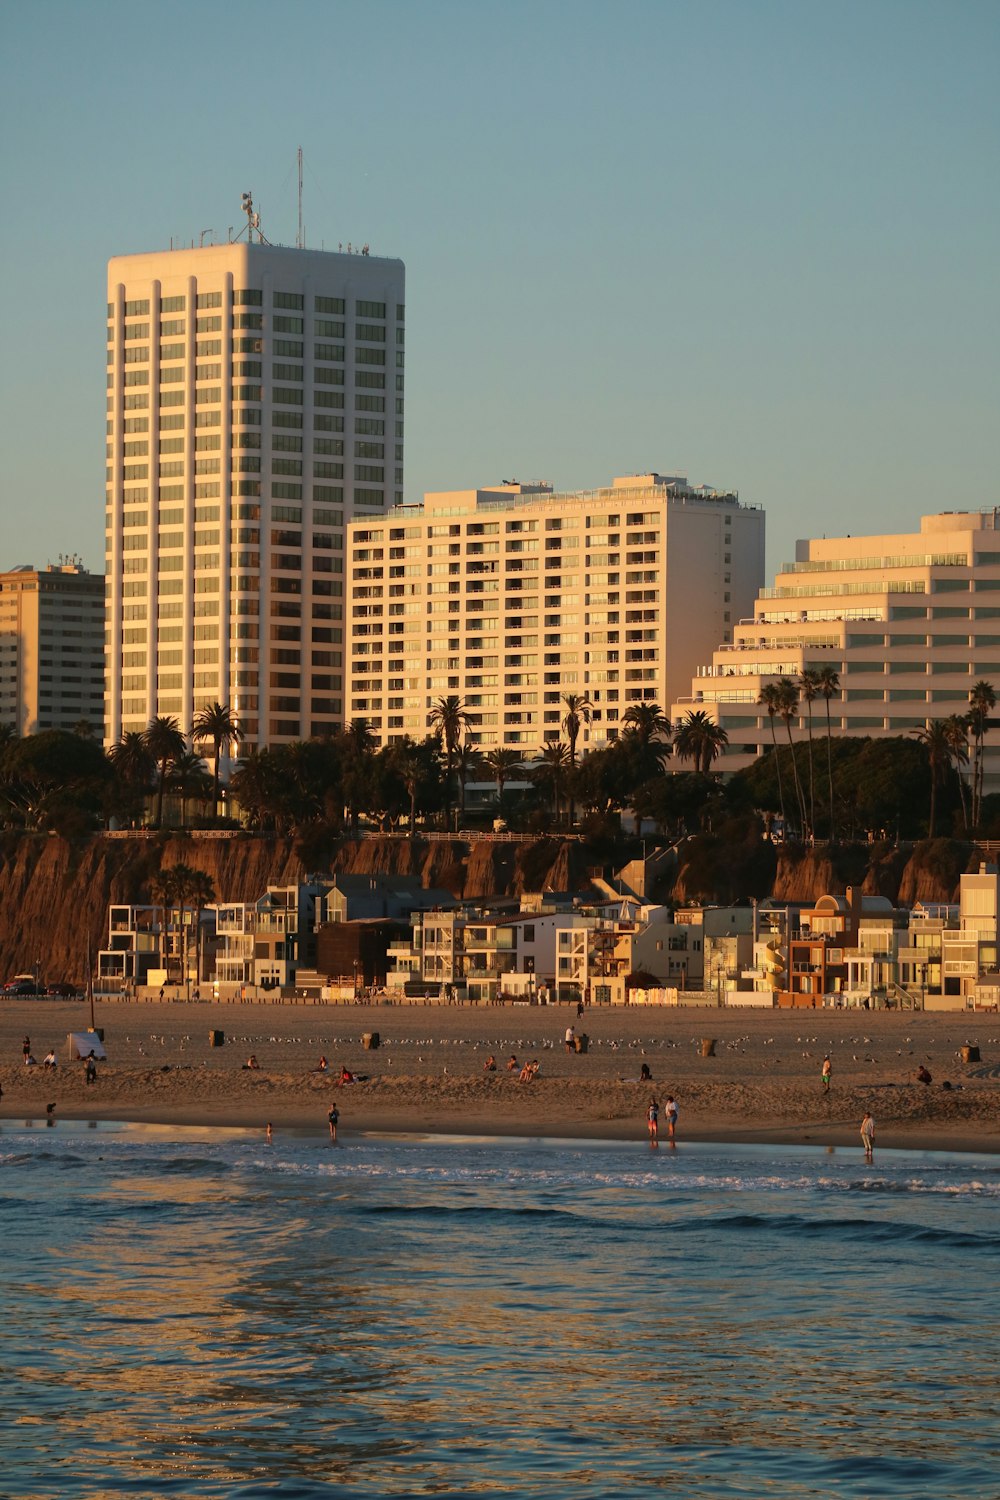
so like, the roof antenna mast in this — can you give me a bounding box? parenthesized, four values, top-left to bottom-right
(298, 146, 304, 250)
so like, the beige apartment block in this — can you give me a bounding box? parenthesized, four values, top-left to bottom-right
(346, 473, 763, 750)
(671, 511, 1000, 785)
(104, 240, 405, 751)
(0, 563, 105, 735)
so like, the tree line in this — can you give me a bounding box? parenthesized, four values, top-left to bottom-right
(1, 681, 997, 846)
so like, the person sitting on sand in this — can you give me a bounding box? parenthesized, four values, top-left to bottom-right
(484, 1055, 497, 1072)
(339, 1066, 355, 1085)
(243, 1054, 260, 1070)
(317, 1056, 329, 1072)
(640, 1062, 652, 1082)
(916, 1065, 932, 1086)
(518, 1061, 534, 1082)
(507, 1055, 519, 1071)
(529, 1059, 540, 1078)
(43, 1049, 57, 1069)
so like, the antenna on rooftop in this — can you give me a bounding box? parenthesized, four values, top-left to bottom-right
(297, 147, 304, 249)
(238, 190, 271, 246)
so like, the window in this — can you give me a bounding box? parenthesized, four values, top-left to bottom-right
(161, 295, 185, 312)
(273, 363, 304, 382)
(274, 290, 304, 310)
(125, 299, 150, 316)
(233, 289, 263, 306)
(356, 300, 385, 318)
(315, 319, 345, 338)
(315, 343, 344, 361)
(197, 291, 222, 309)
(273, 339, 303, 358)
(316, 296, 345, 314)
(355, 323, 386, 342)
(356, 347, 385, 365)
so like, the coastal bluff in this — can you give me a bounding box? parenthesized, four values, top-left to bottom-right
(0, 830, 982, 986)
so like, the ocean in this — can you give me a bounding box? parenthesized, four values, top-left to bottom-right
(1, 1124, 998, 1499)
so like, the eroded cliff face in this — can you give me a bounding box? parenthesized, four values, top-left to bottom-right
(0, 832, 595, 983)
(0, 831, 980, 984)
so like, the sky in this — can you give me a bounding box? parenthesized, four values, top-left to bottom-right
(0, 0, 997, 580)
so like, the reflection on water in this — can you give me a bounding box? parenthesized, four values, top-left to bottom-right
(1, 1127, 998, 1498)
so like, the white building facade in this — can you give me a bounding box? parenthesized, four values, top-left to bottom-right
(105, 241, 405, 751)
(0, 563, 105, 736)
(671, 511, 1000, 785)
(346, 473, 764, 749)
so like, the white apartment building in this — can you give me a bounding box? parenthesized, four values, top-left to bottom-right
(346, 473, 763, 749)
(0, 562, 105, 735)
(672, 511, 1000, 783)
(105, 239, 405, 751)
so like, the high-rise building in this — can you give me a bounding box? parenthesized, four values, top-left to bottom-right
(671, 510, 1000, 785)
(0, 562, 105, 736)
(346, 473, 764, 750)
(105, 241, 405, 751)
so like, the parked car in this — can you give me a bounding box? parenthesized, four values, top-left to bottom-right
(46, 981, 82, 998)
(3, 976, 40, 996)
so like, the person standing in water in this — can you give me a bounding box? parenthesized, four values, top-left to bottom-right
(328, 1103, 339, 1141)
(665, 1096, 678, 1142)
(647, 1098, 659, 1142)
(860, 1111, 875, 1158)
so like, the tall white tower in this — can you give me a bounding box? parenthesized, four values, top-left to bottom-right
(105, 237, 405, 750)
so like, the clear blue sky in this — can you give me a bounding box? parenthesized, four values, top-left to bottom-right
(1, 0, 997, 578)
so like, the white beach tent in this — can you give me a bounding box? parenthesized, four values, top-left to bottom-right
(67, 1032, 107, 1061)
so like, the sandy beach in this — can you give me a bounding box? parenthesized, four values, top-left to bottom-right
(2, 999, 998, 1152)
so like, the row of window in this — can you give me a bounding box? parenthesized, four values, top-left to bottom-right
(114, 294, 402, 317)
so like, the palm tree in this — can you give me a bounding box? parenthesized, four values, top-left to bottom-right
(108, 731, 155, 823)
(532, 742, 571, 825)
(943, 713, 971, 832)
(758, 683, 788, 839)
(815, 666, 841, 842)
(561, 694, 593, 765)
(968, 680, 996, 829)
(776, 678, 807, 838)
(912, 720, 952, 838)
(187, 869, 216, 987)
(673, 710, 728, 775)
(454, 741, 484, 827)
(143, 716, 186, 829)
(428, 696, 471, 830)
(169, 752, 210, 829)
(799, 668, 820, 840)
(148, 868, 177, 973)
(192, 702, 244, 819)
(483, 747, 523, 817)
(621, 702, 671, 745)
(164, 863, 201, 992)
(338, 719, 377, 835)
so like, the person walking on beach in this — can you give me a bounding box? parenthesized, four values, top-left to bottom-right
(647, 1097, 659, 1142)
(23, 1035, 31, 1065)
(84, 1053, 97, 1086)
(564, 1025, 575, 1053)
(821, 1055, 832, 1092)
(860, 1111, 875, 1158)
(664, 1096, 678, 1142)
(328, 1103, 339, 1141)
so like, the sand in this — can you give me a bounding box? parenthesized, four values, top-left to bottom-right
(2, 999, 998, 1153)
